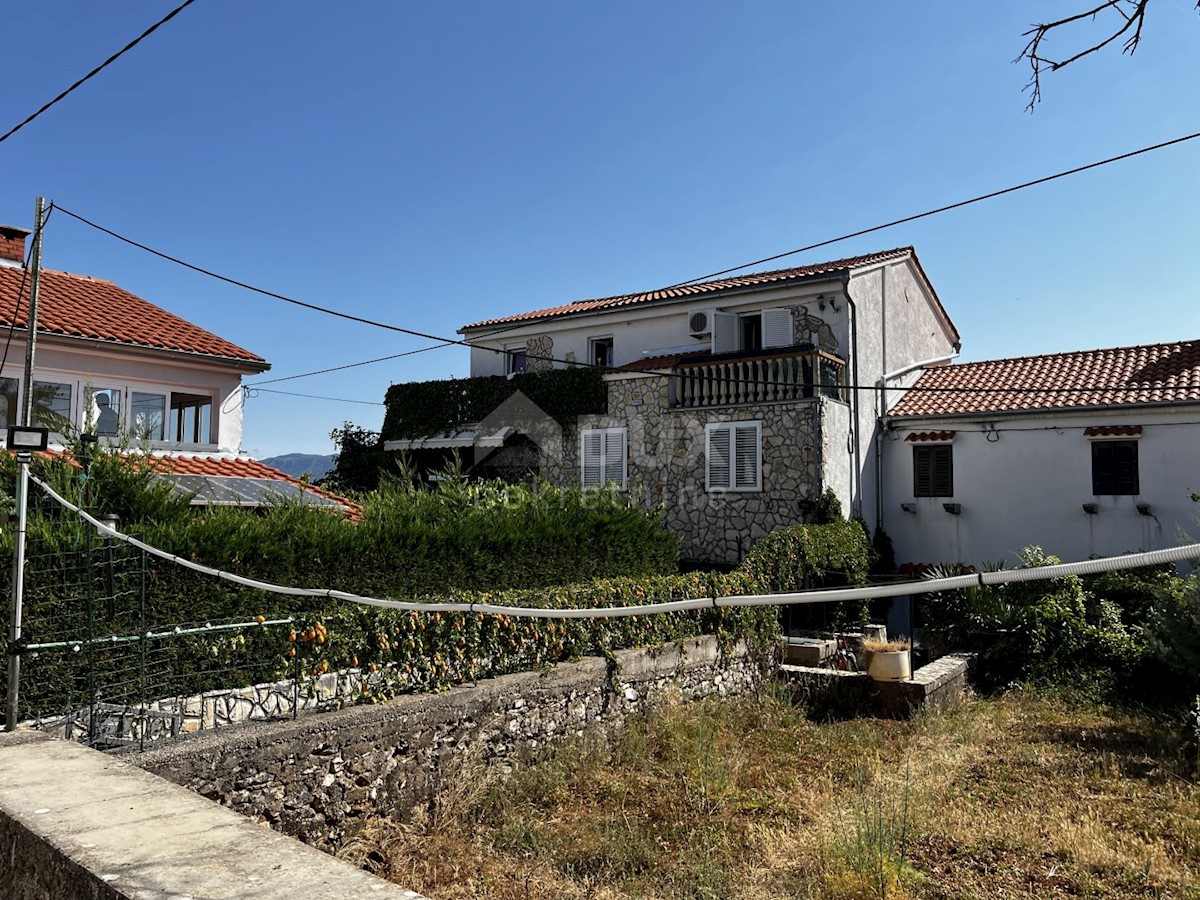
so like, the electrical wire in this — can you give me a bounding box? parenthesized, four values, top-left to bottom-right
(53, 203, 1200, 401)
(653, 129, 1200, 290)
(0, 0, 201, 145)
(0, 205, 54, 384)
(248, 343, 455, 387)
(245, 386, 385, 406)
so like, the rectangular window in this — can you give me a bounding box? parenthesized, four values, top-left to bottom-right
(740, 313, 763, 352)
(0, 377, 18, 430)
(131, 391, 166, 441)
(580, 427, 627, 488)
(706, 421, 761, 491)
(588, 336, 614, 369)
(1092, 440, 1139, 495)
(32, 380, 72, 436)
(506, 347, 527, 375)
(84, 386, 122, 437)
(170, 392, 212, 444)
(913, 444, 953, 497)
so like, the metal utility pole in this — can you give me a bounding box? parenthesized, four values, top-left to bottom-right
(6, 197, 45, 732)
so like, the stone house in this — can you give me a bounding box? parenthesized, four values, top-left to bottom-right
(881, 340, 1200, 567)
(450, 247, 960, 564)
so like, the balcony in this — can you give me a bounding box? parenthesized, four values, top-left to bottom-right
(670, 348, 847, 410)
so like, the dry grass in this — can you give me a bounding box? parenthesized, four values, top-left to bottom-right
(339, 687, 1200, 899)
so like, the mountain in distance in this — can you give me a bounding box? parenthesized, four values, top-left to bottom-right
(259, 453, 335, 481)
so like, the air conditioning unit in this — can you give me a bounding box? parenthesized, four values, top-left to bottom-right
(688, 309, 716, 338)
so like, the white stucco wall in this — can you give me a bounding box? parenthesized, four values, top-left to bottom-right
(847, 259, 960, 530)
(881, 406, 1200, 568)
(464, 277, 849, 377)
(819, 398, 853, 516)
(1, 335, 254, 453)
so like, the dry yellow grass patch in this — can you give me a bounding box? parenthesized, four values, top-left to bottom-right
(340, 687, 1200, 900)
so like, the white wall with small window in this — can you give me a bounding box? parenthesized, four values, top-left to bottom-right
(706, 421, 762, 491)
(882, 409, 1200, 569)
(580, 427, 627, 489)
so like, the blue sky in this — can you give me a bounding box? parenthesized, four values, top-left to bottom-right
(1, 2, 1197, 458)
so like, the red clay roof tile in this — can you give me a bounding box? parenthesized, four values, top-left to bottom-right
(0, 266, 267, 369)
(890, 340, 1200, 419)
(461, 247, 957, 341)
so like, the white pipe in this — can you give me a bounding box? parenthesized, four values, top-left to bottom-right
(28, 473, 1200, 620)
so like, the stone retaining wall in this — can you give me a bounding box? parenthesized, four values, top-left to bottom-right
(133, 636, 758, 852)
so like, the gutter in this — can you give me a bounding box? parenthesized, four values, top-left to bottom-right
(874, 350, 960, 531)
(841, 274, 862, 520)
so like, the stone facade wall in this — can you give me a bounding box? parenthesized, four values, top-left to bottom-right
(544, 372, 835, 565)
(524, 334, 554, 373)
(133, 636, 758, 853)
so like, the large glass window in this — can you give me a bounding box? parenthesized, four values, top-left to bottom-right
(131, 391, 166, 441)
(0, 377, 18, 430)
(170, 392, 212, 444)
(33, 381, 72, 436)
(84, 386, 122, 436)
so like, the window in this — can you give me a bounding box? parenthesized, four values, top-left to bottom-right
(581, 427, 627, 488)
(0, 377, 18, 430)
(1092, 440, 1139, 495)
(706, 421, 761, 491)
(84, 386, 122, 436)
(913, 444, 953, 497)
(506, 347, 527, 375)
(588, 336, 614, 369)
(170, 392, 212, 444)
(739, 314, 763, 352)
(32, 380, 72, 436)
(131, 391, 166, 440)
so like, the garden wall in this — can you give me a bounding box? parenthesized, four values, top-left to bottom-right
(133, 635, 758, 852)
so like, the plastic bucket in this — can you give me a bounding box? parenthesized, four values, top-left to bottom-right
(867, 650, 911, 682)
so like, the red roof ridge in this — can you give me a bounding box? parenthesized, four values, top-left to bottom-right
(460, 246, 920, 331)
(46, 269, 115, 285)
(942, 337, 1200, 371)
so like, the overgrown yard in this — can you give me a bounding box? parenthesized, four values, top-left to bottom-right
(341, 690, 1200, 899)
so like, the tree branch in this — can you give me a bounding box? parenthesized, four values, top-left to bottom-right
(1017, 0, 1196, 111)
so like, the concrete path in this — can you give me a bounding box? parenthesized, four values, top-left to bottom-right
(0, 730, 427, 900)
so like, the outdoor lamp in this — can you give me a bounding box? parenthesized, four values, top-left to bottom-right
(6, 426, 49, 452)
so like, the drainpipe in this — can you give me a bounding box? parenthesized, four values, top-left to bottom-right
(841, 275, 862, 520)
(874, 350, 961, 530)
(812, 397, 823, 514)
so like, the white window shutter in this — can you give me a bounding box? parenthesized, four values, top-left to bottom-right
(707, 425, 732, 490)
(734, 423, 760, 489)
(761, 308, 793, 349)
(603, 429, 626, 487)
(581, 431, 603, 487)
(711, 312, 738, 355)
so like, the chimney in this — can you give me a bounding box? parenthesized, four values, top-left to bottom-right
(0, 223, 31, 267)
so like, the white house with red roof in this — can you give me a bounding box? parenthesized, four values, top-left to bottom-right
(882, 340, 1200, 566)
(0, 222, 351, 513)
(455, 247, 960, 563)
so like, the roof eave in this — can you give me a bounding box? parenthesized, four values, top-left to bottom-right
(34, 330, 271, 373)
(458, 269, 853, 335)
(888, 397, 1200, 424)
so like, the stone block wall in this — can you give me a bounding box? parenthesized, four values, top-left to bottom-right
(133, 636, 759, 853)
(545, 371, 834, 564)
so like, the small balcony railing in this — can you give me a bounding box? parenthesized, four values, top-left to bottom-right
(670, 349, 847, 409)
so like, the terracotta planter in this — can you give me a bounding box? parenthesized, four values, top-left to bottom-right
(867, 650, 911, 682)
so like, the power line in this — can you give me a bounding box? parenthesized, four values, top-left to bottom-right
(248, 343, 455, 387)
(54, 121, 1200, 399)
(245, 386, 385, 406)
(654, 129, 1200, 290)
(0, 0, 200, 145)
(54, 202, 1200, 399)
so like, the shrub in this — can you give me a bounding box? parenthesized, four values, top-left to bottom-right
(921, 546, 1145, 693)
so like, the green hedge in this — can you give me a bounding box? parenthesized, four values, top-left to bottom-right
(382, 367, 607, 440)
(3, 514, 868, 717)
